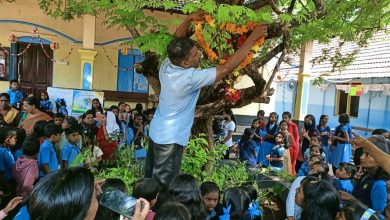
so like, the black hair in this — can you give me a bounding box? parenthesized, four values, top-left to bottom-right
(277, 131, 289, 147)
(241, 128, 254, 143)
(14, 128, 27, 153)
(10, 79, 19, 84)
(22, 136, 40, 156)
(338, 162, 357, 179)
(32, 120, 49, 139)
(109, 105, 119, 112)
(223, 108, 237, 130)
(319, 115, 329, 124)
(44, 123, 62, 138)
(309, 154, 325, 162)
(200, 181, 220, 197)
(40, 91, 49, 99)
(268, 112, 279, 125)
(341, 200, 381, 220)
(311, 161, 330, 173)
(309, 171, 334, 184)
(372, 128, 388, 136)
(28, 167, 95, 220)
(168, 174, 207, 220)
(0, 93, 10, 100)
(154, 202, 192, 220)
(133, 178, 159, 202)
(53, 113, 65, 119)
(91, 98, 104, 114)
(304, 114, 316, 131)
(222, 187, 251, 219)
(338, 113, 350, 124)
(167, 38, 196, 66)
(240, 184, 257, 201)
(282, 111, 292, 119)
(0, 126, 16, 145)
(300, 176, 340, 220)
(310, 144, 324, 154)
(65, 124, 81, 136)
(24, 96, 41, 109)
(82, 109, 96, 119)
(257, 110, 265, 117)
(95, 178, 126, 220)
(118, 102, 126, 108)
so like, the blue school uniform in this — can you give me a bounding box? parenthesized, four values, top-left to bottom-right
(317, 125, 331, 162)
(270, 145, 284, 170)
(13, 205, 30, 220)
(258, 123, 278, 167)
(238, 140, 257, 167)
(335, 179, 354, 194)
(12, 148, 23, 161)
(7, 89, 23, 106)
(353, 176, 388, 212)
(40, 100, 53, 111)
(61, 141, 82, 167)
(331, 124, 352, 168)
(0, 146, 15, 179)
(128, 125, 148, 159)
(38, 140, 59, 177)
(297, 161, 309, 176)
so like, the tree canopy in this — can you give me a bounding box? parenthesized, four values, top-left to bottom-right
(36, 0, 390, 118)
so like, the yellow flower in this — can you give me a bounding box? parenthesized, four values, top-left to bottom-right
(252, 45, 260, 52)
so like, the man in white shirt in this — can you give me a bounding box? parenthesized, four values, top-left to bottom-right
(145, 10, 268, 198)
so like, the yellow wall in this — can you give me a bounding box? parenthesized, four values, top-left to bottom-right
(0, 0, 182, 94)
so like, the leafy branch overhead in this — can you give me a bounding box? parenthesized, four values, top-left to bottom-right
(36, 0, 390, 116)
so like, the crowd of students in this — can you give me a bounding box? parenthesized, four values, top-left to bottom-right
(226, 109, 389, 220)
(0, 78, 390, 220)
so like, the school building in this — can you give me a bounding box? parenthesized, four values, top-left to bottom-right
(0, 0, 186, 109)
(272, 31, 390, 134)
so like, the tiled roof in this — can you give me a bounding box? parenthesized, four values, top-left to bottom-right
(277, 31, 390, 80)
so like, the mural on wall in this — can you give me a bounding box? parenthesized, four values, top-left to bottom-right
(48, 87, 104, 116)
(72, 90, 104, 115)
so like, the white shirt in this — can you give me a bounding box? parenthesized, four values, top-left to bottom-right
(286, 176, 304, 219)
(222, 120, 235, 147)
(150, 58, 216, 146)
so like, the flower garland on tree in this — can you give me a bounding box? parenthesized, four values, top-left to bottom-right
(194, 15, 265, 104)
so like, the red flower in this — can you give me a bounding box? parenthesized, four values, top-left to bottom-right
(237, 34, 248, 47)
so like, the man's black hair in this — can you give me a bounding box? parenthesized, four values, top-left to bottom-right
(167, 38, 196, 66)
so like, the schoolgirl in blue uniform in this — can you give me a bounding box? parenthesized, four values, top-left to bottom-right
(317, 115, 331, 162)
(257, 112, 278, 167)
(331, 113, 352, 168)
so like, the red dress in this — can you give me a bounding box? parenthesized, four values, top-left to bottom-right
(96, 126, 118, 160)
(288, 121, 300, 175)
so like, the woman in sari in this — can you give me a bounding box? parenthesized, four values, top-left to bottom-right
(0, 93, 19, 127)
(19, 96, 52, 135)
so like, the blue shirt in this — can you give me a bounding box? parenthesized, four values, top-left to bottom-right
(13, 205, 30, 220)
(0, 147, 15, 179)
(38, 140, 58, 177)
(335, 179, 354, 194)
(12, 149, 23, 161)
(40, 100, 53, 111)
(238, 140, 257, 166)
(61, 141, 82, 167)
(149, 58, 216, 146)
(270, 145, 284, 168)
(317, 125, 330, 146)
(7, 89, 23, 106)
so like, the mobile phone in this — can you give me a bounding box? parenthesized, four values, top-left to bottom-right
(99, 187, 137, 218)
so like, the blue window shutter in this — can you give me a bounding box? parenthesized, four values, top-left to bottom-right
(117, 50, 134, 92)
(133, 55, 149, 94)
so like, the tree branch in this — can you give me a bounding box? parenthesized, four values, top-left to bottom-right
(252, 42, 285, 69)
(245, 0, 270, 10)
(287, 0, 297, 14)
(264, 49, 286, 95)
(269, 0, 282, 15)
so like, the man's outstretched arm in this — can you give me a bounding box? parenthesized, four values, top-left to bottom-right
(174, 10, 204, 38)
